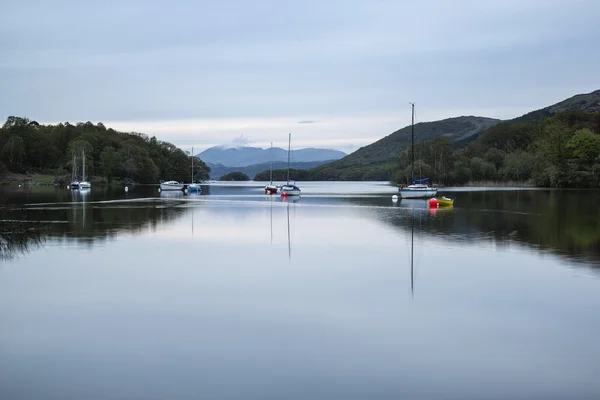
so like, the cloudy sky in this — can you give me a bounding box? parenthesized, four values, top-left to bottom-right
(2, 0, 599, 153)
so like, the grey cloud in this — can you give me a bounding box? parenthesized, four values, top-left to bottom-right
(1, 0, 599, 150)
(298, 121, 317, 124)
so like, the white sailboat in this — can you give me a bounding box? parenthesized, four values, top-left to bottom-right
(265, 142, 278, 194)
(280, 133, 301, 196)
(70, 153, 79, 189)
(79, 149, 91, 189)
(187, 146, 202, 193)
(160, 181, 184, 191)
(398, 103, 438, 199)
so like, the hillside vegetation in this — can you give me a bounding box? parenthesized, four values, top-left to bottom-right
(297, 89, 600, 182)
(0, 117, 210, 184)
(393, 110, 600, 187)
(305, 116, 501, 181)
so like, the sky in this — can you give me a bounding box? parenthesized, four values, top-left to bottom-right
(1, 0, 599, 153)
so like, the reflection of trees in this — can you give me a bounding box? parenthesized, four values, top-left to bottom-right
(0, 209, 47, 261)
(344, 190, 600, 267)
(1, 197, 191, 259)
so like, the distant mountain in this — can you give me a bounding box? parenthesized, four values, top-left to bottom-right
(197, 146, 345, 167)
(207, 160, 335, 180)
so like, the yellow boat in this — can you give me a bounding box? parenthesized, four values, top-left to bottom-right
(436, 196, 454, 207)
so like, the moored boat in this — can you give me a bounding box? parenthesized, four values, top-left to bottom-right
(265, 142, 278, 194)
(160, 181, 184, 191)
(436, 196, 454, 207)
(187, 147, 202, 193)
(398, 103, 437, 199)
(79, 149, 91, 189)
(280, 133, 301, 197)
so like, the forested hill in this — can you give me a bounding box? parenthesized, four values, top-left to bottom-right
(305, 89, 600, 181)
(0, 117, 210, 184)
(307, 116, 500, 180)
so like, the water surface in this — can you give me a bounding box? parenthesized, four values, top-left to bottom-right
(1, 182, 599, 399)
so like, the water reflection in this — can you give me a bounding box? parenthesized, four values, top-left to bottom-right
(1, 185, 599, 268)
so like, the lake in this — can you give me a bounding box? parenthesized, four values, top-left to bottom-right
(1, 182, 600, 400)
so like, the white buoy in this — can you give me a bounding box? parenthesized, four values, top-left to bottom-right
(184, 188, 188, 194)
(392, 194, 399, 202)
(125, 186, 129, 192)
(18, 184, 21, 187)
(158, 187, 161, 192)
(67, 185, 69, 189)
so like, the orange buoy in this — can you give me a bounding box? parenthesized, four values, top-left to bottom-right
(428, 198, 439, 208)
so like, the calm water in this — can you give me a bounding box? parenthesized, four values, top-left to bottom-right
(1, 182, 600, 400)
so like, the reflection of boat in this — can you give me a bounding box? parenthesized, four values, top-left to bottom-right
(187, 146, 202, 193)
(160, 190, 184, 198)
(281, 133, 301, 197)
(79, 149, 91, 189)
(265, 142, 278, 194)
(399, 103, 438, 199)
(160, 181, 184, 191)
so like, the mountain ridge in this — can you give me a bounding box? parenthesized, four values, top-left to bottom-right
(197, 146, 345, 167)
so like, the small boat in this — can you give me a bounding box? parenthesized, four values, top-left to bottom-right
(398, 103, 438, 199)
(281, 133, 301, 197)
(265, 142, 278, 194)
(428, 196, 454, 208)
(436, 196, 454, 207)
(79, 149, 91, 189)
(281, 184, 301, 196)
(160, 181, 184, 191)
(187, 146, 202, 193)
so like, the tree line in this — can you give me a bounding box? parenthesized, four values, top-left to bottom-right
(0, 117, 210, 184)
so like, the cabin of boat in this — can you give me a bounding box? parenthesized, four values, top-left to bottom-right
(281, 184, 301, 196)
(160, 181, 184, 191)
(398, 183, 438, 199)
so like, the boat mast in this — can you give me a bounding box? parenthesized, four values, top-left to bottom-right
(270, 142, 273, 184)
(191, 146, 194, 183)
(82, 149, 86, 181)
(287, 133, 291, 185)
(411, 102, 415, 183)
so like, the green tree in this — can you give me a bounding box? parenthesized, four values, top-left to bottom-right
(100, 147, 122, 182)
(567, 128, 600, 163)
(1, 136, 25, 165)
(220, 171, 250, 181)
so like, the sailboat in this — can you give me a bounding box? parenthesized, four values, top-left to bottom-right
(265, 142, 278, 194)
(79, 149, 91, 189)
(187, 146, 202, 193)
(280, 133, 301, 196)
(70, 153, 80, 189)
(398, 103, 438, 199)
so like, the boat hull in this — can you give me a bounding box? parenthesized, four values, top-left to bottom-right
(265, 185, 278, 194)
(436, 197, 454, 207)
(399, 188, 438, 199)
(70, 181, 79, 189)
(79, 181, 91, 189)
(187, 184, 202, 192)
(281, 187, 301, 196)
